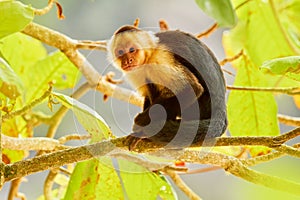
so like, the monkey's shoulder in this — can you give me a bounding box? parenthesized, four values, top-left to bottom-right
(155, 30, 225, 91)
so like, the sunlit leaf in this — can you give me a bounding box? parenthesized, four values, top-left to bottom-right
(224, 0, 296, 67)
(261, 56, 300, 82)
(64, 158, 123, 200)
(0, 58, 23, 99)
(227, 56, 279, 137)
(195, 0, 237, 27)
(276, 0, 300, 49)
(0, 0, 34, 38)
(26, 51, 81, 102)
(53, 92, 111, 141)
(0, 32, 47, 98)
(118, 159, 176, 200)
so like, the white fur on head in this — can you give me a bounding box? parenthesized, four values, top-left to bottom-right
(106, 27, 160, 71)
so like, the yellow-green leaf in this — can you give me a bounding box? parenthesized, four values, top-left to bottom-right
(26, 51, 81, 102)
(0, 32, 47, 98)
(225, 0, 296, 67)
(261, 56, 300, 82)
(53, 92, 111, 141)
(0, 58, 23, 99)
(118, 159, 176, 200)
(227, 56, 279, 138)
(0, 0, 34, 39)
(64, 158, 123, 200)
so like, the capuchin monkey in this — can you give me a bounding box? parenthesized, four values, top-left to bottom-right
(107, 25, 227, 148)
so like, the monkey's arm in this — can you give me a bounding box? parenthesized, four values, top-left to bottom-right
(134, 80, 203, 127)
(134, 95, 180, 127)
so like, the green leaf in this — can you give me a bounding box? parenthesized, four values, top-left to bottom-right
(118, 159, 176, 200)
(261, 56, 300, 82)
(224, 0, 296, 67)
(53, 92, 111, 141)
(0, 33, 47, 96)
(0, 57, 23, 99)
(276, 0, 300, 49)
(26, 51, 80, 102)
(0, 0, 34, 38)
(227, 56, 279, 137)
(64, 158, 123, 200)
(195, 0, 237, 27)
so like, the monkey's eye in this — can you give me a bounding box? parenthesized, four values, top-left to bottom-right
(117, 49, 124, 56)
(129, 47, 136, 53)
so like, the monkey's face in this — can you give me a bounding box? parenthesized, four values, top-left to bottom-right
(114, 44, 146, 71)
(108, 30, 158, 72)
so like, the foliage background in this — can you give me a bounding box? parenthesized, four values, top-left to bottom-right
(0, 0, 300, 199)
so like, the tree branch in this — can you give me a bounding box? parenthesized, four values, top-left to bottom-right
(3, 125, 300, 181)
(21, 22, 142, 108)
(1, 134, 65, 151)
(278, 114, 300, 126)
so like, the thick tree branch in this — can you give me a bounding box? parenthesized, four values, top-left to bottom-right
(3, 125, 300, 181)
(4, 139, 118, 182)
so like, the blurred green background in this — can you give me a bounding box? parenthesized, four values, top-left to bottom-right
(1, 0, 300, 199)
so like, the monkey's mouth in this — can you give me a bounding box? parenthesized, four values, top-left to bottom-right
(122, 65, 138, 71)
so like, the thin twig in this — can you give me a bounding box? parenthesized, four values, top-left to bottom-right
(44, 168, 59, 200)
(196, 23, 218, 39)
(164, 168, 202, 200)
(34, 0, 55, 16)
(242, 151, 283, 166)
(76, 40, 107, 51)
(109, 150, 170, 171)
(219, 50, 243, 66)
(2, 86, 52, 122)
(184, 166, 221, 174)
(275, 145, 300, 158)
(59, 167, 72, 176)
(8, 178, 26, 200)
(227, 85, 300, 95)
(58, 134, 91, 144)
(133, 18, 140, 28)
(278, 114, 300, 126)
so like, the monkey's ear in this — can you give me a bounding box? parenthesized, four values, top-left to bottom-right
(133, 18, 140, 28)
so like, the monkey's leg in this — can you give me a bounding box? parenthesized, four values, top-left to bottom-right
(147, 118, 227, 147)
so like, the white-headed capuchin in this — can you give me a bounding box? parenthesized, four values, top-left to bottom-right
(108, 25, 227, 148)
